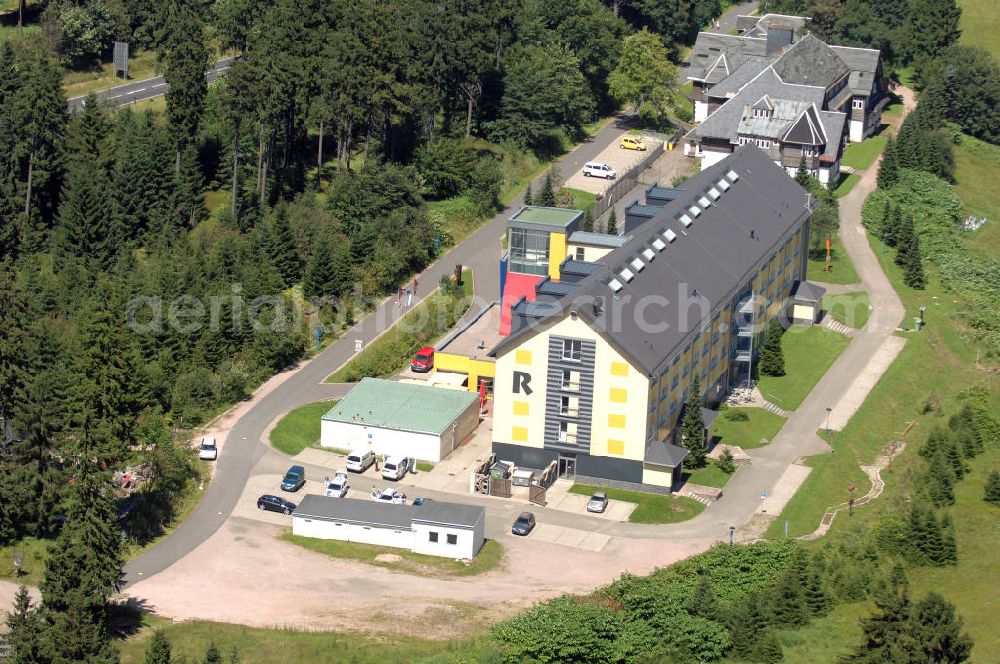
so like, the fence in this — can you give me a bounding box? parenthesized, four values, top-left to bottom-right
(587, 140, 665, 219)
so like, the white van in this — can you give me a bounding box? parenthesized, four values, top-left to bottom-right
(382, 455, 412, 481)
(583, 162, 616, 180)
(346, 449, 375, 473)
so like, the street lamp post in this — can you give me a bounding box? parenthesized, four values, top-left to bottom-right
(13, 550, 23, 577)
(825, 407, 832, 435)
(728, 526, 735, 547)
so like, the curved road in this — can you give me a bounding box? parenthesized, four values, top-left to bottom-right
(126, 1, 910, 587)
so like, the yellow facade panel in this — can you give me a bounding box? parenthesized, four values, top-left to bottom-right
(548, 232, 567, 280)
(608, 439, 625, 455)
(515, 350, 532, 365)
(608, 413, 626, 428)
(513, 401, 529, 416)
(611, 362, 629, 376)
(609, 387, 627, 403)
(512, 426, 528, 442)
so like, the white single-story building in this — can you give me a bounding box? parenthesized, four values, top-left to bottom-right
(320, 377, 480, 462)
(292, 494, 486, 560)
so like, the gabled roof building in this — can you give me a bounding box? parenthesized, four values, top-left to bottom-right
(489, 146, 818, 491)
(685, 17, 888, 185)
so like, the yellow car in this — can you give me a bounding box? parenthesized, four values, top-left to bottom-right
(619, 136, 647, 151)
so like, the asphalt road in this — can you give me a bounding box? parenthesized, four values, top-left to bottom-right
(121, 110, 640, 586)
(66, 56, 237, 113)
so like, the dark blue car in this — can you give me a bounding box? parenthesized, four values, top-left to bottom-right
(281, 465, 306, 492)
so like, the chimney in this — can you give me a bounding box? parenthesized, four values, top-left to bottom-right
(766, 24, 794, 55)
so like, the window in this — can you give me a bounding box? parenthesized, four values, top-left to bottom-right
(446, 534, 457, 545)
(853, 97, 864, 110)
(560, 396, 579, 415)
(559, 421, 577, 442)
(561, 369, 580, 390)
(429, 532, 439, 543)
(575, 247, 585, 261)
(562, 339, 582, 361)
(508, 227, 550, 276)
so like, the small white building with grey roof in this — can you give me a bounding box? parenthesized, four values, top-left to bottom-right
(292, 495, 487, 560)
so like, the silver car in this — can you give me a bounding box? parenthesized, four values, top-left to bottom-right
(587, 491, 609, 513)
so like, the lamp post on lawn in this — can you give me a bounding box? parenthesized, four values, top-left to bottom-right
(825, 407, 832, 435)
(729, 525, 735, 547)
(13, 550, 23, 577)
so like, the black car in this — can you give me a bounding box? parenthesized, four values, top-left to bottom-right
(257, 494, 296, 515)
(511, 512, 536, 536)
(281, 465, 306, 492)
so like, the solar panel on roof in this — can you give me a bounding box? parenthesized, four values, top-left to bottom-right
(619, 267, 634, 282)
(642, 248, 655, 261)
(630, 257, 645, 272)
(651, 238, 666, 251)
(664, 229, 677, 242)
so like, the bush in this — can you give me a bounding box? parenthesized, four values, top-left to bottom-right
(414, 138, 478, 200)
(723, 409, 749, 422)
(54, 0, 117, 67)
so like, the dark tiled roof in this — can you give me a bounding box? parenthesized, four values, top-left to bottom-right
(782, 105, 826, 145)
(293, 495, 485, 530)
(818, 112, 846, 159)
(688, 33, 767, 83)
(790, 280, 827, 302)
(772, 33, 848, 88)
(493, 146, 816, 374)
(706, 57, 776, 98)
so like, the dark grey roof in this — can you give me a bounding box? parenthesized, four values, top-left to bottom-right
(737, 98, 814, 140)
(701, 406, 720, 429)
(818, 112, 846, 159)
(740, 13, 811, 38)
(568, 231, 629, 248)
(492, 146, 816, 374)
(688, 33, 767, 83)
(830, 45, 879, 73)
(790, 280, 827, 302)
(645, 183, 685, 205)
(560, 260, 602, 277)
(772, 33, 848, 88)
(707, 57, 776, 98)
(644, 441, 690, 467)
(782, 105, 826, 145)
(293, 495, 484, 530)
(537, 278, 578, 296)
(690, 67, 825, 142)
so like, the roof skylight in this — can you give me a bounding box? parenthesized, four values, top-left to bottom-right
(619, 267, 634, 282)
(679, 214, 692, 227)
(699, 196, 711, 208)
(664, 229, 677, 242)
(630, 257, 645, 272)
(652, 238, 666, 251)
(726, 169, 739, 182)
(717, 178, 731, 191)
(689, 205, 701, 218)
(609, 278, 623, 292)
(642, 248, 655, 261)
(708, 187, 721, 200)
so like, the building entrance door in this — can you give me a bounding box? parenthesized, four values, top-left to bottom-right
(558, 454, 576, 479)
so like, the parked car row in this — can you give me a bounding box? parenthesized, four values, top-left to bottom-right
(346, 450, 415, 481)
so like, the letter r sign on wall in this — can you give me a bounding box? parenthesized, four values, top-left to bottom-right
(513, 371, 532, 396)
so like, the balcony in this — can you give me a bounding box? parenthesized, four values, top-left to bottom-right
(737, 295, 758, 315)
(737, 326, 753, 337)
(734, 350, 752, 362)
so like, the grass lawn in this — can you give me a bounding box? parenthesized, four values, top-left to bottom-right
(682, 462, 734, 489)
(710, 407, 786, 450)
(269, 400, 338, 456)
(821, 291, 870, 329)
(779, 601, 873, 662)
(807, 233, 860, 285)
(881, 99, 904, 127)
(280, 532, 504, 577)
(832, 172, 860, 199)
(841, 135, 887, 171)
(569, 483, 705, 524)
(116, 614, 468, 664)
(757, 326, 851, 411)
(566, 187, 596, 212)
(326, 270, 473, 383)
(416, 461, 435, 473)
(959, 0, 1000, 60)
(428, 195, 485, 247)
(953, 134, 1000, 258)
(0, 536, 50, 586)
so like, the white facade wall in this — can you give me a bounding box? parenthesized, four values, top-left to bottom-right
(292, 515, 414, 549)
(411, 522, 481, 560)
(849, 119, 864, 143)
(321, 420, 444, 461)
(700, 149, 730, 169)
(694, 100, 709, 123)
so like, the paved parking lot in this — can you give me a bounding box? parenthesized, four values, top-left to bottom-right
(530, 524, 611, 552)
(563, 132, 661, 194)
(546, 490, 637, 522)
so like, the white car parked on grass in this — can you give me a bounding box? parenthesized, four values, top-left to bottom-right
(198, 436, 218, 461)
(370, 487, 407, 505)
(324, 471, 349, 498)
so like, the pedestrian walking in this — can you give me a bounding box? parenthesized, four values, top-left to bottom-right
(396, 287, 403, 306)
(413, 276, 419, 294)
(406, 287, 412, 307)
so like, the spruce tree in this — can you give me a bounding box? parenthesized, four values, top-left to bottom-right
(985, 470, 1000, 505)
(770, 567, 808, 628)
(795, 156, 811, 187)
(907, 592, 974, 663)
(303, 232, 352, 300)
(160, 2, 210, 168)
(686, 576, 719, 621)
(920, 426, 950, 460)
(943, 435, 966, 480)
(843, 565, 912, 663)
(877, 136, 899, 189)
(939, 513, 958, 565)
(582, 209, 594, 233)
(894, 214, 916, 267)
(523, 183, 533, 206)
(886, 205, 903, 248)
(759, 320, 786, 377)
(752, 630, 785, 663)
(5, 585, 43, 663)
(908, 0, 962, 63)
(717, 449, 736, 474)
(728, 591, 769, 660)
(923, 509, 947, 565)
(606, 207, 618, 235)
(145, 629, 173, 664)
(908, 504, 933, 565)
(949, 405, 984, 457)
(204, 643, 223, 664)
(268, 205, 302, 286)
(903, 233, 927, 289)
(57, 149, 114, 269)
(538, 173, 556, 207)
(171, 142, 204, 229)
(680, 376, 706, 468)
